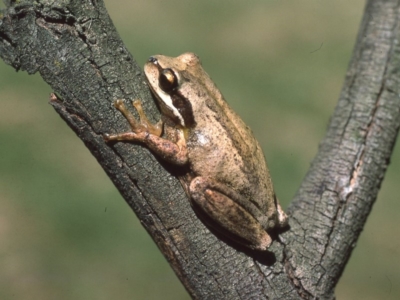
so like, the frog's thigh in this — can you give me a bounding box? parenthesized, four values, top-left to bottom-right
(189, 177, 272, 250)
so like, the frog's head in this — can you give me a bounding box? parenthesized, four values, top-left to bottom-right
(144, 52, 206, 128)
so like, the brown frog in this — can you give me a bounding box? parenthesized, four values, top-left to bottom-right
(104, 53, 288, 250)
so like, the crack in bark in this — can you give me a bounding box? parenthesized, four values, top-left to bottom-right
(284, 257, 313, 299)
(346, 1, 398, 197)
(252, 261, 269, 299)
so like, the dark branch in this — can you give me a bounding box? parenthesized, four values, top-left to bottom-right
(284, 0, 400, 298)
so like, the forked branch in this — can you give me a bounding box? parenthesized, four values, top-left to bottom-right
(1, 0, 399, 299)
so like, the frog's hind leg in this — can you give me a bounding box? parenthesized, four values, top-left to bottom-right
(189, 177, 272, 251)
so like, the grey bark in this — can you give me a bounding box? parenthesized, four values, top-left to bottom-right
(1, 0, 399, 299)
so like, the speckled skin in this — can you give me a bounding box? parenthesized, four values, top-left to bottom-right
(107, 53, 288, 250)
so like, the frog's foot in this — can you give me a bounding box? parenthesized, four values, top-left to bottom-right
(131, 100, 163, 136)
(104, 99, 163, 142)
(189, 177, 272, 251)
(276, 202, 289, 228)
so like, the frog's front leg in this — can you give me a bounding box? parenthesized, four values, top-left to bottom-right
(189, 177, 273, 251)
(104, 100, 188, 166)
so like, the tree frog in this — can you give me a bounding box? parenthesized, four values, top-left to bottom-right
(104, 53, 288, 250)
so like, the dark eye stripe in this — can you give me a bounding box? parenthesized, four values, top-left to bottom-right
(171, 92, 195, 127)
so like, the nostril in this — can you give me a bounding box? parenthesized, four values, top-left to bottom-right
(148, 56, 158, 64)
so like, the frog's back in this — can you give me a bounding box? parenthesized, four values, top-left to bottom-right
(186, 92, 275, 214)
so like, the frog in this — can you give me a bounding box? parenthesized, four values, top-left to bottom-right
(104, 52, 288, 251)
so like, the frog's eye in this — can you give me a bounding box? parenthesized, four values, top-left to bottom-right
(159, 68, 178, 93)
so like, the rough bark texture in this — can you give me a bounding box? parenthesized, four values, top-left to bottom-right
(1, 0, 399, 299)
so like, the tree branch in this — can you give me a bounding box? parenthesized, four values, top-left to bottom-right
(1, 0, 399, 299)
(283, 0, 400, 298)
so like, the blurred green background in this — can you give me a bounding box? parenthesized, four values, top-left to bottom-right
(1, 0, 399, 299)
